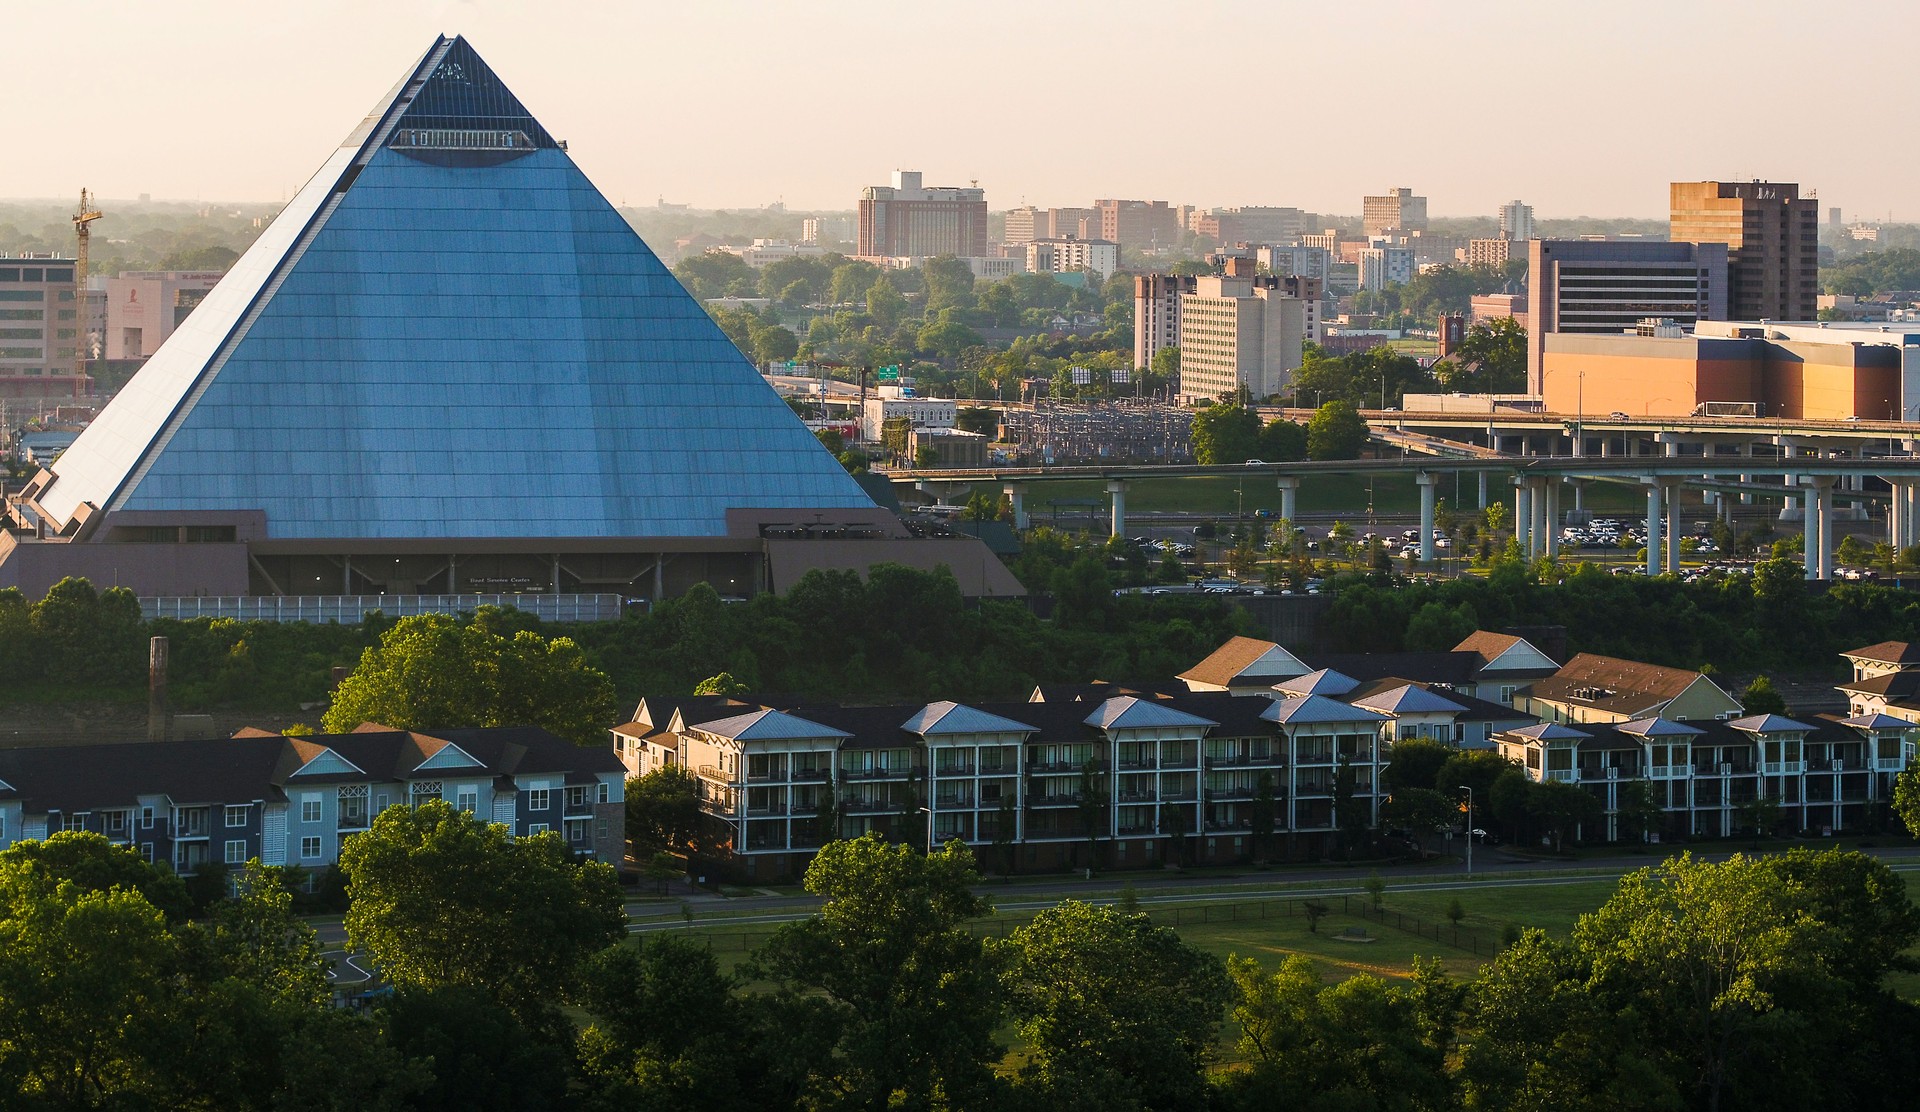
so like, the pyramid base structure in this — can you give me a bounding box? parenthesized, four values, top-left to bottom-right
(0, 504, 1025, 605)
(0, 36, 1023, 606)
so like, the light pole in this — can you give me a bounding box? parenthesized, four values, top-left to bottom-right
(1463, 786, 1475, 876)
(918, 805, 935, 855)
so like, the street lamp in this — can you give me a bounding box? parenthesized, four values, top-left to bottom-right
(1462, 785, 1475, 876)
(918, 805, 935, 855)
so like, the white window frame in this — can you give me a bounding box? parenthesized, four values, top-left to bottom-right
(597, 782, 610, 804)
(527, 788, 550, 811)
(140, 806, 155, 829)
(225, 805, 249, 828)
(224, 839, 247, 865)
(528, 823, 549, 835)
(61, 813, 85, 832)
(456, 788, 478, 813)
(300, 796, 322, 824)
(300, 836, 322, 860)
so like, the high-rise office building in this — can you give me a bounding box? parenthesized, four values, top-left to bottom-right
(1026, 237, 1119, 279)
(857, 170, 989, 258)
(1525, 239, 1729, 392)
(103, 271, 224, 360)
(1362, 188, 1427, 236)
(1096, 199, 1180, 252)
(1134, 273, 1194, 371)
(1256, 244, 1330, 282)
(1002, 205, 1046, 245)
(1177, 260, 1307, 404)
(0, 254, 88, 401)
(1498, 199, 1535, 241)
(1356, 246, 1414, 291)
(1669, 181, 1818, 322)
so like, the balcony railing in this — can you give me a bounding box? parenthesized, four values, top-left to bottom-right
(1158, 756, 1199, 770)
(1027, 793, 1083, 807)
(1160, 790, 1198, 802)
(1028, 760, 1107, 775)
(934, 794, 974, 808)
(1116, 758, 1158, 771)
(1295, 751, 1335, 765)
(745, 804, 787, 816)
(1545, 769, 1577, 783)
(1876, 757, 1907, 771)
(696, 764, 738, 785)
(934, 763, 975, 777)
(1762, 761, 1805, 775)
(1206, 787, 1258, 802)
(1116, 790, 1156, 804)
(1650, 764, 1675, 778)
(1205, 754, 1279, 769)
(840, 799, 904, 815)
(791, 767, 833, 782)
(841, 765, 926, 781)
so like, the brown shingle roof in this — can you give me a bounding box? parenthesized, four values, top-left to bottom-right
(1178, 636, 1294, 688)
(1453, 630, 1525, 666)
(1529, 653, 1716, 717)
(1842, 641, 1920, 665)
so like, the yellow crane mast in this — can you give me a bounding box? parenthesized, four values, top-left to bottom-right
(72, 188, 102, 383)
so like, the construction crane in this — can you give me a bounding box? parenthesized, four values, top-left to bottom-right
(72, 188, 101, 384)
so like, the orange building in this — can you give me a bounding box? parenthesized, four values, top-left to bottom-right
(1539, 331, 1901, 420)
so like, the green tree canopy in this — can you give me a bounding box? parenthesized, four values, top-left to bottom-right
(1306, 400, 1369, 460)
(1191, 403, 1262, 465)
(321, 611, 617, 745)
(338, 799, 625, 1029)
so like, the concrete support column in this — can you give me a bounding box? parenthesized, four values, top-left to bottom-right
(1658, 433, 1682, 459)
(1003, 483, 1030, 530)
(1665, 486, 1681, 575)
(1106, 480, 1128, 539)
(1740, 441, 1755, 504)
(1276, 477, 1300, 525)
(1477, 470, 1488, 510)
(1600, 436, 1612, 459)
(1543, 480, 1561, 560)
(1817, 478, 1835, 580)
(1572, 478, 1587, 515)
(1802, 480, 1820, 580)
(1646, 482, 1664, 577)
(1514, 478, 1533, 555)
(1417, 473, 1438, 564)
(1907, 484, 1919, 550)
(1888, 480, 1902, 552)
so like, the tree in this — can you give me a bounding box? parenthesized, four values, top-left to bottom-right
(1740, 675, 1789, 716)
(748, 834, 1004, 1111)
(1437, 751, 1517, 812)
(1442, 317, 1527, 393)
(1078, 759, 1110, 870)
(693, 671, 750, 695)
(1257, 418, 1309, 462)
(321, 612, 618, 745)
(1248, 773, 1278, 863)
(1381, 787, 1460, 857)
(1383, 737, 1452, 794)
(627, 766, 702, 856)
(1895, 760, 1920, 837)
(1615, 778, 1662, 844)
(338, 800, 625, 1029)
(1000, 901, 1231, 1112)
(1219, 955, 1453, 1112)
(1191, 403, 1262, 465)
(1735, 793, 1784, 846)
(1527, 780, 1601, 851)
(1332, 756, 1370, 859)
(1301, 899, 1329, 933)
(1364, 870, 1387, 910)
(1307, 399, 1369, 460)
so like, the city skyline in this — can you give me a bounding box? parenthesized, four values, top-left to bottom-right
(8, 0, 1917, 220)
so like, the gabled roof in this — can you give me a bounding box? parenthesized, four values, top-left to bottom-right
(901, 701, 1038, 737)
(1178, 636, 1311, 689)
(1613, 717, 1707, 739)
(1309, 651, 1480, 686)
(1261, 694, 1389, 726)
(1838, 672, 1920, 698)
(1726, 714, 1817, 734)
(1842, 641, 1920, 665)
(1453, 630, 1561, 676)
(1501, 722, 1592, 742)
(1528, 653, 1731, 717)
(1084, 696, 1219, 731)
(696, 708, 851, 743)
(1273, 668, 1361, 697)
(1353, 683, 1470, 716)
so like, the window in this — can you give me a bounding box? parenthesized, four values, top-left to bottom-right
(141, 806, 155, 829)
(300, 796, 322, 823)
(596, 782, 610, 804)
(225, 805, 249, 828)
(338, 786, 369, 827)
(528, 823, 549, 835)
(456, 788, 478, 813)
(61, 813, 86, 832)
(225, 840, 247, 865)
(566, 785, 589, 810)
(105, 810, 127, 835)
(410, 781, 444, 807)
(527, 788, 550, 811)
(300, 836, 322, 860)
(139, 842, 154, 863)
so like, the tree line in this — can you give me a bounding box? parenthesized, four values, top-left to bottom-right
(8, 819, 1913, 1112)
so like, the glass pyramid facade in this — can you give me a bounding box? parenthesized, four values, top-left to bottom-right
(31, 36, 873, 540)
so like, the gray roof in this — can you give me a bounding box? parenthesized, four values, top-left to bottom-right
(1353, 684, 1470, 716)
(697, 709, 852, 743)
(1726, 714, 1818, 734)
(1501, 722, 1592, 742)
(901, 701, 1038, 737)
(1614, 717, 1707, 739)
(1084, 696, 1218, 731)
(1261, 694, 1389, 726)
(1840, 712, 1916, 730)
(1273, 668, 1361, 697)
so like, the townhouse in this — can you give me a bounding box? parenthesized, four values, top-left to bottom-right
(616, 633, 1556, 879)
(0, 723, 626, 874)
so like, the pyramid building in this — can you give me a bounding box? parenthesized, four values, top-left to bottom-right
(3, 37, 1017, 602)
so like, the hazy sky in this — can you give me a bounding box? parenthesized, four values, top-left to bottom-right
(10, 0, 1916, 221)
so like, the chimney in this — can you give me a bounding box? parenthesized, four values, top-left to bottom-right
(148, 636, 169, 742)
